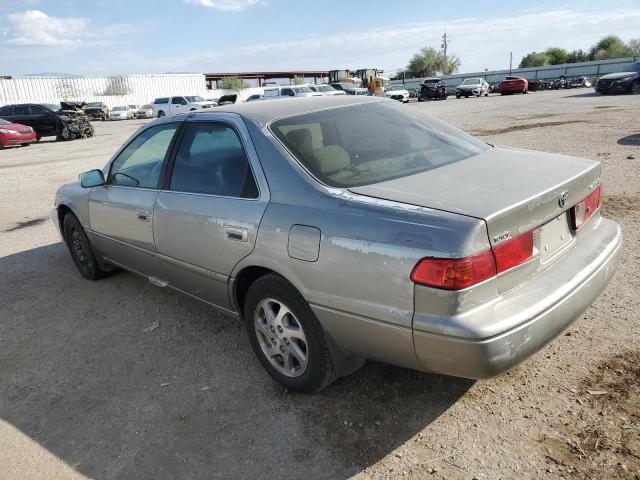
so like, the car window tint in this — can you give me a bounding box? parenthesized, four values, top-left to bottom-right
(271, 101, 490, 188)
(169, 122, 258, 198)
(109, 123, 178, 189)
(14, 106, 30, 115)
(172, 97, 186, 105)
(0, 106, 14, 116)
(29, 105, 48, 115)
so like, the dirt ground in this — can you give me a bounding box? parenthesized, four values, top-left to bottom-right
(0, 89, 638, 480)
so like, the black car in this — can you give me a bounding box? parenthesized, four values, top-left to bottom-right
(84, 102, 109, 120)
(595, 61, 640, 95)
(0, 103, 63, 140)
(417, 78, 447, 101)
(0, 102, 94, 141)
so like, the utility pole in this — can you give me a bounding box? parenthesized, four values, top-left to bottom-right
(509, 52, 513, 74)
(441, 32, 448, 74)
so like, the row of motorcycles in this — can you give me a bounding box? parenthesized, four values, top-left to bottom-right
(532, 75, 591, 91)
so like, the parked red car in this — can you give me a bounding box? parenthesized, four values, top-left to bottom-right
(0, 118, 37, 148)
(499, 76, 529, 95)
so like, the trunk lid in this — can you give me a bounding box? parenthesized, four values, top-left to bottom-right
(350, 146, 601, 289)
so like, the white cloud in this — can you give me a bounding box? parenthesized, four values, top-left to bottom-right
(5, 10, 89, 46)
(3, 10, 139, 47)
(185, 0, 263, 12)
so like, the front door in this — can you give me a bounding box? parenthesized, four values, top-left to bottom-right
(170, 97, 188, 115)
(153, 117, 268, 309)
(89, 122, 180, 277)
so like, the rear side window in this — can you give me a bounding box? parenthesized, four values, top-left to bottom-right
(169, 122, 258, 198)
(0, 106, 14, 116)
(30, 105, 49, 115)
(14, 106, 30, 115)
(154, 98, 169, 104)
(270, 101, 489, 188)
(109, 123, 178, 188)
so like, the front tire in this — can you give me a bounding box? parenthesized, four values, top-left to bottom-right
(244, 274, 335, 393)
(62, 213, 108, 280)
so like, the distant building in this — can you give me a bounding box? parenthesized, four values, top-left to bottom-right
(205, 71, 329, 88)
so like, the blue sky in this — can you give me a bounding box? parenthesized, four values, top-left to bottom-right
(0, 0, 639, 76)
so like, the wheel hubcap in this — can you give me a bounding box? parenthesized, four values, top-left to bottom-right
(71, 230, 88, 266)
(254, 298, 308, 378)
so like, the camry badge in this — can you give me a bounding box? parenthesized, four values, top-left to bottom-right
(559, 191, 569, 208)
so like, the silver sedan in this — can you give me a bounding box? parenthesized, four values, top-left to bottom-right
(53, 97, 621, 393)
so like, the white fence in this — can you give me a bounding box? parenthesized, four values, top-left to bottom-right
(390, 56, 639, 90)
(0, 74, 268, 108)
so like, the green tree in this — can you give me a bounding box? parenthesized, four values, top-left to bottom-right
(589, 35, 634, 60)
(292, 75, 305, 85)
(441, 54, 461, 75)
(629, 38, 640, 56)
(566, 49, 589, 63)
(102, 76, 132, 96)
(406, 47, 441, 77)
(518, 51, 548, 68)
(545, 47, 568, 65)
(218, 76, 247, 90)
(406, 47, 460, 77)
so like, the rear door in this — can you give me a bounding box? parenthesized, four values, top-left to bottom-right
(89, 122, 181, 277)
(153, 114, 269, 309)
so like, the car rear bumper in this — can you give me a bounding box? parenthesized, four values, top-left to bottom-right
(413, 217, 621, 379)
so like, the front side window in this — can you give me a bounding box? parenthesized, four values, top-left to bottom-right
(109, 123, 178, 188)
(281, 88, 294, 96)
(172, 97, 187, 105)
(270, 101, 490, 188)
(169, 122, 258, 198)
(29, 105, 49, 115)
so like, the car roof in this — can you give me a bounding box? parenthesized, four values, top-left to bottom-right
(196, 95, 384, 127)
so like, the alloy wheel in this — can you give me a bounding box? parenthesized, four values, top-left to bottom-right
(254, 298, 309, 378)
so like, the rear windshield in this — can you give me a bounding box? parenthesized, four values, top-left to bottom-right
(270, 101, 489, 188)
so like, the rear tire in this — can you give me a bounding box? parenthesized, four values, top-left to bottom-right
(157, 110, 166, 118)
(62, 213, 108, 280)
(631, 80, 640, 95)
(244, 274, 335, 393)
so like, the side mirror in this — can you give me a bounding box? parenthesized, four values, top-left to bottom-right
(79, 169, 105, 188)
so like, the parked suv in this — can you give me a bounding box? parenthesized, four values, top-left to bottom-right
(152, 96, 217, 117)
(84, 102, 109, 120)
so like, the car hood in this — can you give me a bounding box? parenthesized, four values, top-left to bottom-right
(0, 122, 31, 131)
(349, 146, 600, 242)
(598, 71, 637, 80)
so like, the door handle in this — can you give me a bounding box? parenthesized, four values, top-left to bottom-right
(225, 226, 248, 242)
(136, 209, 151, 222)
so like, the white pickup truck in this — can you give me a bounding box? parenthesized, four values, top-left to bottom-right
(152, 96, 217, 118)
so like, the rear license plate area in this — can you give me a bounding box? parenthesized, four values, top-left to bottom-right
(540, 213, 573, 261)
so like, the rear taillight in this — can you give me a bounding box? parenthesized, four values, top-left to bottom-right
(492, 228, 540, 273)
(410, 251, 496, 291)
(411, 227, 540, 290)
(571, 184, 602, 230)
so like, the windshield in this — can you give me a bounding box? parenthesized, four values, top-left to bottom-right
(141, 104, 152, 109)
(112, 106, 127, 111)
(293, 86, 313, 93)
(462, 79, 481, 85)
(270, 101, 490, 188)
(87, 102, 102, 107)
(41, 103, 60, 112)
(185, 96, 204, 102)
(316, 85, 333, 92)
